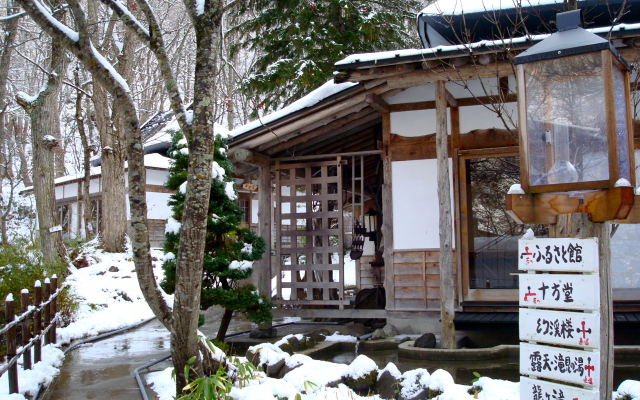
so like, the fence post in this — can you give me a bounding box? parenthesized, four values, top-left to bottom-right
(20, 289, 32, 370)
(50, 275, 57, 344)
(5, 294, 18, 394)
(34, 281, 42, 363)
(43, 278, 51, 346)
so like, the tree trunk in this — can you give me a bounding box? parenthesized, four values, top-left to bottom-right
(170, 4, 222, 392)
(216, 308, 234, 343)
(93, 84, 127, 252)
(74, 68, 93, 240)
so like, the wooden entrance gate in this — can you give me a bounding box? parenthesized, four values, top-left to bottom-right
(273, 158, 348, 308)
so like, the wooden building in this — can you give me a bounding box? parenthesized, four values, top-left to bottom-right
(228, 0, 640, 334)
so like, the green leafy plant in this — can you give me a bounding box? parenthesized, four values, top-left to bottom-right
(232, 357, 258, 388)
(467, 372, 483, 398)
(178, 358, 233, 400)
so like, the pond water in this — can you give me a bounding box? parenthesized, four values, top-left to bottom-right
(323, 347, 640, 387)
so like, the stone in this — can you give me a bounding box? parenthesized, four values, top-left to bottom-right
(287, 336, 303, 352)
(336, 323, 367, 338)
(382, 324, 398, 338)
(307, 329, 329, 343)
(265, 358, 286, 378)
(249, 328, 278, 339)
(278, 342, 294, 354)
(345, 370, 378, 392)
(371, 328, 386, 340)
(377, 369, 401, 400)
(244, 348, 260, 366)
(414, 333, 436, 349)
(108, 266, 119, 272)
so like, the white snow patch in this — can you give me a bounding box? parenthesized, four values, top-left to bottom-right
(324, 332, 358, 342)
(617, 380, 640, 399)
(522, 228, 535, 240)
(428, 369, 454, 392)
(163, 252, 175, 262)
(345, 355, 377, 380)
(179, 181, 187, 194)
(165, 217, 181, 234)
(229, 260, 253, 271)
(225, 181, 237, 200)
(615, 178, 632, 187)
(379, 362, 402, 380)
(507, 183, 524, 194)
(146, 367, 175, 400)
(0, 345, 64, 398)
(212, 161, 226, 180)
(90, 43, 130, 93)
(43, 135, 57, 143)
(179, 147, 189, 155)
(230, 80, 357, 138)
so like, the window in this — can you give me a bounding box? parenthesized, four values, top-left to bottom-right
(90, 199, 102, 237)
(57, 204, 72, 239)
(238, 199, 250, 225)
(459, 152, 547, 301)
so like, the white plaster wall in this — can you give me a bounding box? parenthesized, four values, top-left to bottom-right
(89, 177, 102, 194)
(386, 84, 435, 104)
(69, 202, 79, 240)
(391, 109, 447, 137)
(147, 169, 168, 186)
(251, 199, 259, 224)
(392, 159, 454, 250)
(459, 103, 517, 133)
(125, 192, 173, 220)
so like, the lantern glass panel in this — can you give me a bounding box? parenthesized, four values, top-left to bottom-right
(612, 61, 631, 182)
(524, 52, 609, 187)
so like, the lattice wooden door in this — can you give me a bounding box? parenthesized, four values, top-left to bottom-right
(273, 158, 347, 308)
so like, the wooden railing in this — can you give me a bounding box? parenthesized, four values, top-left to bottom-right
(0, 276, 60, 395)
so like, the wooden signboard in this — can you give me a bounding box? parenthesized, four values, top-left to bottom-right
(519, 237, 599, 272)
(521, 342, 600, 387)
(520, 376, 600, 400)
(520, 308, 600, 349)
(519, 273, 599, 311)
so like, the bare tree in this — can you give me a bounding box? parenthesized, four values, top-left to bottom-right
(15, 2, 69, 264)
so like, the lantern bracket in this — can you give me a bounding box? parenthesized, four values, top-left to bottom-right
(505, 186, 635, 224)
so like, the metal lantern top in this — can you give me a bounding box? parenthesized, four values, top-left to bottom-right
(513, 9, 635, 193)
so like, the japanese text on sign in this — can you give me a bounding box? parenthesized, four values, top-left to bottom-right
(520, 377, 599, 400)
(521, 343, 599, 387)
(520, 309, 600, 349)
(518, 238, 598, 272)
(519, 274, 599, 311)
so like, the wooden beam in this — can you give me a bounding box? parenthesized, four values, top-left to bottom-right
(435, 80, 456, 349)
(344, 63, 417, 82)
(386, 61, 515, 89)
(229, 148, 270, 167)
(505, 186, 635, 224)
(614, 194, 640, 223)
(445, 89, 458, 108)
(382, 112, 395, 311)
(366, 93, 390, 113)
(256, 164, 272, 305)
(272, 308, 387, 319)
(388, 93, 517, 112)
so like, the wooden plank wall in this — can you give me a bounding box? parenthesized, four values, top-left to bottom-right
(393, 250, 457, 310)
(357, 255, 384, 289)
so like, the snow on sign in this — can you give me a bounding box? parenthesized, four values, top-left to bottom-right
(519, 273, 599, 311)
(520, 308, 600, 349)
(519, 238, 598, 272)
(520, 376, 599, 400)
(521, 343, 600, 387)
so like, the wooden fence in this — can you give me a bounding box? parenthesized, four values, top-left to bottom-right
(0, 276, 60, 395)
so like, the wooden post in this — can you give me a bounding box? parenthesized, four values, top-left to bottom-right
(435, 80, 456, 349)
(20, 289, 32, 370)
(50, 275, 57, 344)
(43, 278, 51, 345)
(5, 294, 18, 394)
(34, 281, 42, 363)
(257, 165, 272, 303)
(549, 214, 612, 400)
(381, 112, 395, 311)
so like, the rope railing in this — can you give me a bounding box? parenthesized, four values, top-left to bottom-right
(1, 276, 60, 395)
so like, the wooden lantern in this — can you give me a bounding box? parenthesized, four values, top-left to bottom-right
(514, 9, 635, 194)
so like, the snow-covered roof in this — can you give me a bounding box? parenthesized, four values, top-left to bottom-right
(22, 154, 172, 192)
(229, 80, 359, 139)
(335, 21, 640, 69)
(144, 119, 230, 149)
(420, 0, 561, 16)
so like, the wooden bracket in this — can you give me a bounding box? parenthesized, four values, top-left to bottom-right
(228, 148, 270, 167)
(506, 186, 635, 224)
(365, 93, 390, 113)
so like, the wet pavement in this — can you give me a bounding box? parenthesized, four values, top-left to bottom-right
(42, 307, 255, 400)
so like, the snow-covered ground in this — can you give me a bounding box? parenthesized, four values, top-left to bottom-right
(2, 241, 639, 400)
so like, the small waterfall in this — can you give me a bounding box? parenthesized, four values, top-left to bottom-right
(354, 340, 361, 357)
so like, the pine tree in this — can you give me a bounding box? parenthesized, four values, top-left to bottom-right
(161, 129, 272, 341)
(232, 0, 421, 112)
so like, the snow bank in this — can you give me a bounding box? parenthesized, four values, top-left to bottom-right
(0, 346, 64, 399)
